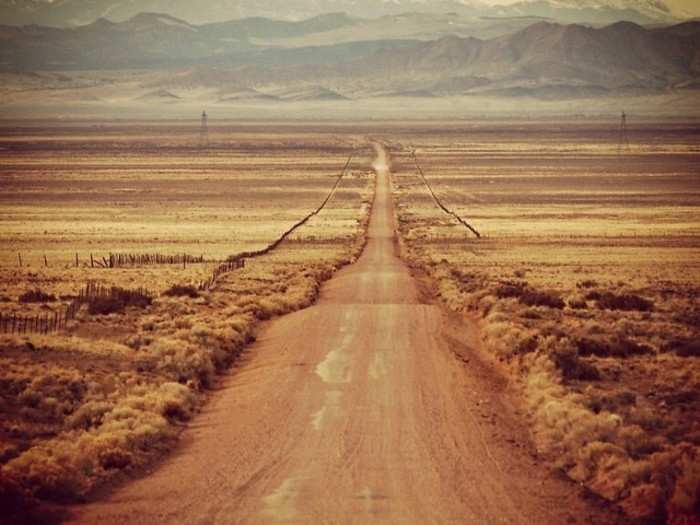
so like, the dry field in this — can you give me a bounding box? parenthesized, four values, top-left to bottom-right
(0, 123, 374, 520)
(391, 121, 700, 523)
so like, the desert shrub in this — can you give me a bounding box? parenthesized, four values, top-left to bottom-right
(87, 287, 152, 315)
(0, 476, 29, 516)
(0, 443, 20, 464)
(66, 401, 112, 430)
(13, 370, 87, 425)
(619, 426, 665, 457)
(568, 298, 588, 309)
(0, 476, 62, 525)
(515, 335, 539, 355)
(669, 451, 700, 519)
(575, 337, 614, 358)
(3, 446, 90, 502)
(586, 391, 637, 415)
(575, 337, 653, 358)
(162, 285, 199, 299)
(662, 339, 700, 358)
(18, 290, 56, 303)
(585, 290, 602, 301)
(577, 280, 598, 289)
(661, 390, 698, 406)
(494, 281, 527, 299)
(481, 315, 533, 359)
(98, 449, 132, 470)
(596, 292, 653, 312)
(520, 290, 565, 309)
(672, 310, 700, 329)
(145, 338, 216, 388)
(551, 347, 601, 381)
(609, 338, 654, 357)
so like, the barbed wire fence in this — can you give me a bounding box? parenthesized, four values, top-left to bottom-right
(410, 150, 481, 239)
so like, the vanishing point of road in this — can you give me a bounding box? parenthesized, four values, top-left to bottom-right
(69, 146, 623, 524)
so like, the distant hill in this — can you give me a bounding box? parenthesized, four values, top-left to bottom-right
(0, 0, 680, 27)
(284, 20, 698, 98)
(1, 12, 698, 100)
(0, 15, 416, 70)
(317, 20, 700, 95)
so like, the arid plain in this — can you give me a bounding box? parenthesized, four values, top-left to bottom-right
(0, 121, 698, 524)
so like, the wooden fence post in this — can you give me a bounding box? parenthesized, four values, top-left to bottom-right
(75, 253, 79, 268)
(91, 254, 94, 268)
(44, 254, 48, 267)
(18, 253, 22, 267)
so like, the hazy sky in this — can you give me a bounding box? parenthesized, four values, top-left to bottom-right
(16, 0, 700, 18)
(479, 0, 700, 16)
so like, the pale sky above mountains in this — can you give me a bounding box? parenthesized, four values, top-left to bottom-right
(477, 0, 698, 17)
(10, 0, 700, 19)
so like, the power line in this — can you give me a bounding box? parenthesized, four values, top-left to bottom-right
(411, 150, 481, 239)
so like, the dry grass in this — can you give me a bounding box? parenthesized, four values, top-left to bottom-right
(392, 121, 700, 524)
(0, 125, 374, 515)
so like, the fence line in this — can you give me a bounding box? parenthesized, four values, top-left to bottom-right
(1, 299, 78, 335)
(13, 252, 210, 269)
(2, 151, 357, 329)
(198, 151, 355, 291)
(196, 258, 245, 291)
(104, 253, 206, 268)
(410, 150, 481, 239)
(0, 282, 153, 335)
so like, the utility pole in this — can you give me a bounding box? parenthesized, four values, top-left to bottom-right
(199, 110, 209, 149)
(618, 110, 629, 154)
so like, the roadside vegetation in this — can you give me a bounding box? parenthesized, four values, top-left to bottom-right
(0, 127, 374, 520)
(391, 123, 700, 524)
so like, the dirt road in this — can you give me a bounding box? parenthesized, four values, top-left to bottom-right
(69, 146, 621, 524)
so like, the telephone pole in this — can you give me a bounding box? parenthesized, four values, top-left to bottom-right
(618, 110, 629, 154)
(199, 110, 209, 149)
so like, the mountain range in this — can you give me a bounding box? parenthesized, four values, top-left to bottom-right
(1, 8, 699, 102)
(0, 0, 686, 28)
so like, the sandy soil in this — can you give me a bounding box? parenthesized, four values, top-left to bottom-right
(66, 146, 625, 524)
